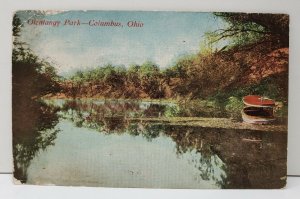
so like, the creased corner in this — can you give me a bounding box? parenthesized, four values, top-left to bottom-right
(13, 176, 22, 185)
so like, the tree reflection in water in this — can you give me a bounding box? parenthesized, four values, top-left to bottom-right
(55, 99, 286, 188)
(13, 99, 287, 188)
(164, 126, 287, 188)
(57, 100, 228, 186)
(13, 100, 60, 183)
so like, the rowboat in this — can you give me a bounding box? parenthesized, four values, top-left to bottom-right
(243, 95, 275, 107)
(241, 95, 276, 124)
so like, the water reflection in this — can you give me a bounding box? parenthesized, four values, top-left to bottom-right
(13, 99, 287, 188)
(12, 99, 60, 183)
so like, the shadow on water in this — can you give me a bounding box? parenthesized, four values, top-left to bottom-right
(13, 99, 287, 188)
(12, 99, 60, 183)
(164, 126, 287, 188)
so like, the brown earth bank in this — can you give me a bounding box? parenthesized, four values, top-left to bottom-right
(241, 48, 288, 84)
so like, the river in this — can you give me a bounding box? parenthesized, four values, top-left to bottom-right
(13, 99, 287, 188)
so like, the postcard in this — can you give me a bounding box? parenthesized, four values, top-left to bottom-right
(12, 10, 288, 188)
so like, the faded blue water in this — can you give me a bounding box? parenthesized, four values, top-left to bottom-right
(26, 119, 225, 188)
(13, 99, 287, 188)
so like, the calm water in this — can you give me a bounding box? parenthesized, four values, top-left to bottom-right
(13, 99, 287, 188)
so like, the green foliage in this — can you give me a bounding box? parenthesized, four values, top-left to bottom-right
(12, 14, 61, 100)
(225, 96, 244, 113)
(213, 12, 289, 48)
(12, 48, 61, 99)
(12, 14, 22, 37)
(64, 61, 164, 99)
(199, 32, 220, 55)
(140, 61, 160, 77)
(164, 105, 180, 117)
(213, 73, 288, 104)
(169, 55, 194, 78)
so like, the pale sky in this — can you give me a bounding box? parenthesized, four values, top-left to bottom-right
(16, 10, 224, 76)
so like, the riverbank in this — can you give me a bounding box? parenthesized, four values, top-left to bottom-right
(128, 117, 287, 132)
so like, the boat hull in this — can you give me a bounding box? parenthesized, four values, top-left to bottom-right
(241, 107, 275, 124)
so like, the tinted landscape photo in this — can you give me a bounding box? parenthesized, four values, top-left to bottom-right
(12, 10, 288, 188)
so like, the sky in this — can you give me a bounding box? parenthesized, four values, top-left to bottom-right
(17, 10, 224, 76)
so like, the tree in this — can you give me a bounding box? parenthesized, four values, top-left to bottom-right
(126, 64, 142, 97)
(12, 14, 61, 100)
(12, 14, 61, 183)
(12, 14, 22, 37)
(139, 61, 163, 98)
(212, 13, 289, 49)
